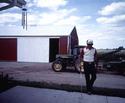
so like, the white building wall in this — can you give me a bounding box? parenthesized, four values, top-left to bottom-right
(17, 37, 49, 62)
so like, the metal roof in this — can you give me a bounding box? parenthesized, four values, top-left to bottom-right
(0, 35, 69, 38)
(0, 0, 26, 11)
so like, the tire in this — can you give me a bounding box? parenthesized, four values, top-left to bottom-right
(52, 61, 63, 72)
(75, 59, 84, 73)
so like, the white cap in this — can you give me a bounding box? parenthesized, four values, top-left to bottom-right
(86, 39, 93, 45)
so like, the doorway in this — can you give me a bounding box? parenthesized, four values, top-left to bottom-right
(0, 38, 17, 61)
(49, 38, 59, 62)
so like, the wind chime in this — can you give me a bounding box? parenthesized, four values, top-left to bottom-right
(22, 6, 27, 30)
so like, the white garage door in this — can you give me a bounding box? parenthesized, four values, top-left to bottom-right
(17, 37, 49, 62)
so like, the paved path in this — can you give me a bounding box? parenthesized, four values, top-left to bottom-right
(0, 86, 125, 103)
(0, 62, 125, 97)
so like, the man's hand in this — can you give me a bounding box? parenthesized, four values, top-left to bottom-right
(80, 61, 84, 72)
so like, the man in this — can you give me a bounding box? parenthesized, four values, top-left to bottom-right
(80, 39, 98, 94)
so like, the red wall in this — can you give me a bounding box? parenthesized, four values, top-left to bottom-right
(59, 36, 68, 54)
(0, 38, 17, 61)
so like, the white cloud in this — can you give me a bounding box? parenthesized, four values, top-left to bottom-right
(27, 8, 77, 26)
(78, 27, 125, 49)
(96, 14, 125, 24)
(33, 0, 68, 10)
(76, 21, 125, 48)
(0, 0, 90, 27)
(98, 2, 125, 16)
(54, 16, 80, 25)
(97, 2, 125, 26)
(27, 8, 91, 26)
(54, 16, 91, 26)
(0, 13, 21, 24)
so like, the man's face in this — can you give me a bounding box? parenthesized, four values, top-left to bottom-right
(87, 44, 93, 48)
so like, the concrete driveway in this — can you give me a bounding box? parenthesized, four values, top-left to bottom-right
(0, 86, 125, 103)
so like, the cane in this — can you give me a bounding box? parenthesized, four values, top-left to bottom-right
(79, 61, 84, 103)
(80, 61, 84, 92)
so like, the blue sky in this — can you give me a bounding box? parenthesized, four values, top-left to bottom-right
(0, 0, 125, 49)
